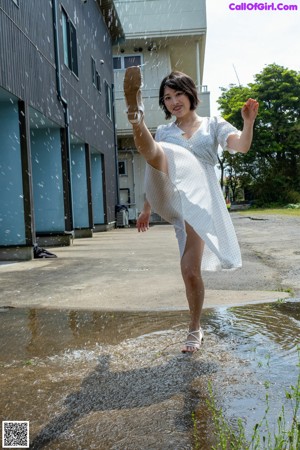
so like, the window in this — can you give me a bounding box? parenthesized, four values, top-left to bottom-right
(62, 9, 78, 77)
(105, 81, 112, 120)
(91, 57, 101, 93)
(96, 71, 101, 93)
(91, 57, 96, 86)
(118, 161, 127, 176)
(124, 55, 142, 68)
(113, 54, 142, 70)
(113, 57, 122, 70)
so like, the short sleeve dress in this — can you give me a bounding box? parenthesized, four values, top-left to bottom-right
(144, 116, 242, 271)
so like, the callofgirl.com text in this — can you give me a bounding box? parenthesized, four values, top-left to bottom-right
(229, 2, 298, 10)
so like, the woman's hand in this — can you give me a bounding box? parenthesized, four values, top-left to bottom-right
(136, 210, 150, 232)
(241, 98, 259, 123)
(227, 98, 259, 153)
(137, 200, 151, 232)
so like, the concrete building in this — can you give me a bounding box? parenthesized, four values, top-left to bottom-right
(113, 0, 210, 222)
(0, 0, 124, 260)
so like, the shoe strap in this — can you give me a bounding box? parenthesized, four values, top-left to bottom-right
(186, 329, 203, 344)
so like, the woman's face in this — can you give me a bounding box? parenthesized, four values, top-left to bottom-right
(163, 86, 191, 119)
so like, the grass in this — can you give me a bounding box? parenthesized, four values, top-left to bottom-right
(239, 208, 300, 217)
(276, 287, 294, 296)
(192, 347, 300, 450)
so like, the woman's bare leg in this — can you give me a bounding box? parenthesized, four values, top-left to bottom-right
(124, 66, 167, 173)
(180, 222, 205, 352)
(132, 120, 168, 173)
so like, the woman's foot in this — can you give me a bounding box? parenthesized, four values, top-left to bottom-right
(123, 66, 144, 124)
(182, 328, 204, 353)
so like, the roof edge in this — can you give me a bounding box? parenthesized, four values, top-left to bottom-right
(96, 0, 125, 43)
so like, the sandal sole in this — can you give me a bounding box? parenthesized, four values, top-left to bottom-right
(123, 66, 142, 123)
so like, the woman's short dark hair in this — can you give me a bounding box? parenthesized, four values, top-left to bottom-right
(159, 71, 200, 119)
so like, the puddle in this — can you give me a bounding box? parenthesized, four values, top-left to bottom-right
(0, 309, 192, 362)
(0, 301, 299, 449)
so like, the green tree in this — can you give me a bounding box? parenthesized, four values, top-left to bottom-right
(217, 64, 300, 205)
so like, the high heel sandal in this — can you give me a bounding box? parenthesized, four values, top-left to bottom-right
(182, 328, 204, 353)
(123, 66, 144, 124)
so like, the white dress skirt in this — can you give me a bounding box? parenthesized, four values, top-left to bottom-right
(144, 117, 242, 271)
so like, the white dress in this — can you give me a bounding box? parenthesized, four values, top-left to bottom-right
(144, 116, 242, 271)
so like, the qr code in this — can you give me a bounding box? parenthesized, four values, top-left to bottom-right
(2, 421, 29, 448)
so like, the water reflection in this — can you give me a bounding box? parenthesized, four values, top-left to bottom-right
(0, 308, 191, 362)
(204, 300, 300, 444)
(228, 301, 299, 349)
(209, 301, 300, 368)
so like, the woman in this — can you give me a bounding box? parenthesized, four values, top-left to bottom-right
(123, 67, 259, 353)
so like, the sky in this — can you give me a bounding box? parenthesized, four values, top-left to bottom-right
(203, 0, 300, 115)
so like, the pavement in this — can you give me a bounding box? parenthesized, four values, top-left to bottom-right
(1, 213, 299, 311)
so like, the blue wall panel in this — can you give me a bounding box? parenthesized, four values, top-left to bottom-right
(91, 153, 104, 224)
(31, 128, 65, 232)
(71, 144, 89, 228)
(0, 101, 26, 245)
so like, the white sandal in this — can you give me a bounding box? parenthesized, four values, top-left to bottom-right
(123, 66, 144, 124)
(182, 328, 204, 353)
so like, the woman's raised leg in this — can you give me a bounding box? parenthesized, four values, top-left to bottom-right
(124, 66, 168, 174)
(180, 222, 205, 353)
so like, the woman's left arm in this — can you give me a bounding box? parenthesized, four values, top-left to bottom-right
(227, 98, 259, 154)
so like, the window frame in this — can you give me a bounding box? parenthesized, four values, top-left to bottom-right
(91, 57, 102, 93)
(113, 57, 122, 70)
(113, 54, 143, 71)
(105, 81, 112, 120)
(62, 8, 79, 77)
(96, 71, 101, 93)
(118, 160, 128, 177)
(91, 57, 96, 86)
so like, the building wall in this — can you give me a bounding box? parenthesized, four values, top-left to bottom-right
(114, 0, 206, 37)
(0, 0, 121, 256)
(57, 0, 116, 149)
(0, 0, 117, 149)
(0, 0, 63, 125)
(114, 0, 207, 85)
(55, 0, 119, 223)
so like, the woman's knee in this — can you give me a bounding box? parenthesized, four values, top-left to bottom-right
(181, 263, 201, 286)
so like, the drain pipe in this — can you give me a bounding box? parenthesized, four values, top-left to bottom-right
(129, 149, 136, 206)
(52, 0, 74, 232)
(111, 82, 120, 205)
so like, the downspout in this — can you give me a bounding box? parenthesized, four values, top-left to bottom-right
(52, 0, 74, 231)
(111, 83, 120, 205)
(129, 149, 136, 206)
